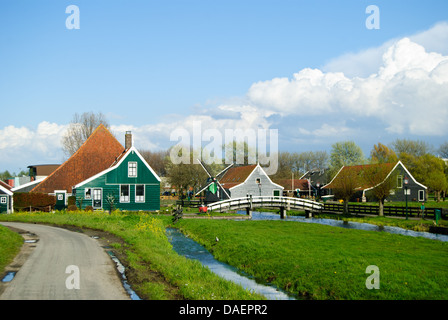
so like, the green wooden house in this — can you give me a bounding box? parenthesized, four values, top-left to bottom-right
(0, 182, 13, 213)
(73, 146, 161, 211)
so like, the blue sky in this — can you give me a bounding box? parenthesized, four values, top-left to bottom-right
(1, 1, 448, 173)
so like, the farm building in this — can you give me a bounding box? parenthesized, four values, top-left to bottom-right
(0, 181, 13, 213)
(30, 124, 160, 211)
(219, 164, 284, 199)
(30, 124, 125, 206)
(272, 178, 309, 197)
(323, 161, 427, 202)
(72, 145, 161, 211)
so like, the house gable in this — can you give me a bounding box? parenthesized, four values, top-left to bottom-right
(220, 164, 283, 198)
(75, 146, 161, 188)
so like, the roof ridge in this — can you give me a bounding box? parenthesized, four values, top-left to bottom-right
(30, 124, 123, 193)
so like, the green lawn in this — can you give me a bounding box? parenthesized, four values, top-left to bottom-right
(0, 211, 263, 300)
(0, 225, 23, 276)
(175, 218, 448, 300)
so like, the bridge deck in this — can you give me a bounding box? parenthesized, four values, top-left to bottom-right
(207, 196, 323, 213)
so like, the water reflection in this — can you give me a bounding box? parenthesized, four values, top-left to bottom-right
(166, 228, 295, 300)
(243, 211, 448, 242)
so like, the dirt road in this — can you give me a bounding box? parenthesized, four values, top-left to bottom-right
(0, 222, 130, 300)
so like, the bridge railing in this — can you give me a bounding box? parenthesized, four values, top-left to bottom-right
(207, 196, 323, 212)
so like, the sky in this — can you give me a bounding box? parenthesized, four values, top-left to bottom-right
(1, 0, 448, 174)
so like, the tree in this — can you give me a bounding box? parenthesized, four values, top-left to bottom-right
(438, 141, 448, 158)
(139, 149, 169, 177)
(412, 154, 447, 202)
(329, 141, 365, 178)
(61, 112, 111, 158)
(390, 138, 432, 158)
(361, 164, 397, 216)
(330, 168, 358, 215)
(370, 142, 398, 164)
(165, 146, 209, 199)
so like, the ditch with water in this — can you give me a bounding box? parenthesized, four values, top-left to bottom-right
(166, 211, 448, 300)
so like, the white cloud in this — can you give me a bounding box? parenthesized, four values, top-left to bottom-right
(323, 21, 448, 77)
(0, 122, 67, 171)
(242, 36, 448, 137)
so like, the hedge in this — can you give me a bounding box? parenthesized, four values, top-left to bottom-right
(13, 192, 56, 212)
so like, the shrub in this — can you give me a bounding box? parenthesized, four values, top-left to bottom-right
(85, 205, 93, 212)
(13, 192, 56, 212)
(67, 196, 76, 206)
(67, 205, 78, 211)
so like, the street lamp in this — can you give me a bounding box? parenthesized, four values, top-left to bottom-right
(404, 177, 409, 220)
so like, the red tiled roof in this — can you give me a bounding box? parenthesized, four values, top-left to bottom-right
(219, 164, 257, 189)
(324, 162, 396, 190)
(0, 180, 12, 191)
(31, 124, 124, 194)
(273, 179, 309, 191)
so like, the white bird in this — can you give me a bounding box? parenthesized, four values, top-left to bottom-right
(215, 237, 219, 242)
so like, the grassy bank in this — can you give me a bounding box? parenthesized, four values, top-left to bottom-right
(176, 218, 448, 300)
(0, 211, 263, 300)
(0, 225, 23, 277)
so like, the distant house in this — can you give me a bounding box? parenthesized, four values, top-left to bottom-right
(73, 145, 161, 211)
(219, 164, 284, 199)
(12, 178, 45, 193)
(28, 164, 60, 181)
(323, 161, 427, 202)
(301, 169, 331, 197)
(0, 181, 13, 213)
(31, 124, 125, 206)
(272, 179, 309, 197)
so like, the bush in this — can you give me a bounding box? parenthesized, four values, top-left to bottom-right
(13, 192, 56, 212)
(68, 196, 76, 206)
(85, 205, 93, 212)
(67, 205, 78, 211)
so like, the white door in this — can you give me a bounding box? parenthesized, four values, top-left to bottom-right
(93, 188, 102, 209)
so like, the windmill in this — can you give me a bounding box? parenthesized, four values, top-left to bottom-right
(195, 160, 233, 204)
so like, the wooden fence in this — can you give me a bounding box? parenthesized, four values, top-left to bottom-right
(323, 203, 447, 219)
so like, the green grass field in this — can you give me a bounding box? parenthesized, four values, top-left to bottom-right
(175, 218, 448, 299)
(1, 210, 447, 300)
(0, 225, 23, 276)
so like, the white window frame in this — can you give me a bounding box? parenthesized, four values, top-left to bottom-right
(85, 188, 92, 200)
(397, 175, 403, 189)
(0, 197, 6, 204)
(120, 184, 130, 203)
(135, 184, 145, 203)
(418, 190, 425, 202)
(128, 162, 138, 178)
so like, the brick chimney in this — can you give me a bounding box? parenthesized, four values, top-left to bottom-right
(125, 131, 132, 150)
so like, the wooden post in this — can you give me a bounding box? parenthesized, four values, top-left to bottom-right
(280, 207, 286, 219)
(305, 210, 312, 218)
(246, 207, 252, 217)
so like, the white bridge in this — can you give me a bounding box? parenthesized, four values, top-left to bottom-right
(206, 196, 323, 218)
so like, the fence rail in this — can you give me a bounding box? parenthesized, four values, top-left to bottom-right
(323, 203, 447, 219)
